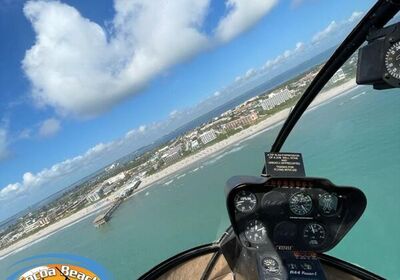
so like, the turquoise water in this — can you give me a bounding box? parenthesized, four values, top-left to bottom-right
(1, 86, 399, 279)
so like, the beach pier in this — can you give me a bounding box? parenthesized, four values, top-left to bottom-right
(93, 199, 122, 227)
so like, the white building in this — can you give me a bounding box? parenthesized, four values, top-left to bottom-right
(24, 220, 40, 234)
(223, 112, 258, 131)
(259, 89, 294, 111)
(331, 68, 346, 83)
(102, 184, 115, 196)
(199, 130, 217, 145)
(161, 151, 180, 164)
(38, 217, 50, 227)
(191, 139, 200, 150)
(104, 172, 126, 185)
(86, 189, 102, 203)
(161, 144, 183, 165)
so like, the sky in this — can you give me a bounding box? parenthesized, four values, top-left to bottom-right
(0, 0, 376, 221)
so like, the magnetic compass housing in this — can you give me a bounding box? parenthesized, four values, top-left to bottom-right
(357, 22, 400, 89)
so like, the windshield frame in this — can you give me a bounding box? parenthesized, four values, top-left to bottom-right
(264, 0, 400, 171)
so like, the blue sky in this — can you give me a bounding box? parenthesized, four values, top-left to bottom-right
(0, 0, 375, 220)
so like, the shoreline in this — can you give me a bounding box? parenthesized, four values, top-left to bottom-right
(0, 79, 358, 259)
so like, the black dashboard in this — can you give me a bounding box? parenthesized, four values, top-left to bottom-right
(226, 176, 366, 253)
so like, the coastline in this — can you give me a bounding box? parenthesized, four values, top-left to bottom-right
(0, 79, 358, 259)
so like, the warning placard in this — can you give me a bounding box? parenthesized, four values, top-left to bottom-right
(265, 152, 306, 177)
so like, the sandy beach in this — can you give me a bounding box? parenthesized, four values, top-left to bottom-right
(0, 79, 357, 259)
(137, 79, 358, 189)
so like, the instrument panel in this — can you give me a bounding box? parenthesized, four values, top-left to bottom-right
(226, 176, 366, 252)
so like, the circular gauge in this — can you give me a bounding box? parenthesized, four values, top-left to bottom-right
(262, 191, 286, 216)
(289, 192, 313, 216)
(262, 257, 280, 274)
(234, 190, 257, 213)
(273, 221, 297, 244)
(303, 223, 326, 247)
(318, 193, 338, 215)
(244, 220, 267, 244)
(385, 41, 400, 80)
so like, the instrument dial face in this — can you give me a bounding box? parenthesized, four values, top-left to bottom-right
(244, 220, 267, 243)
(318, 193, 338, 215)
(385, 41, 400, 80)
(303, 223, 326, 247)
(234, 190, 257, 213)
(262, 257, 280, 274)
(289, 192, 313, 216)
(273, 221, 297, 244)
(262, 191, 286, 216)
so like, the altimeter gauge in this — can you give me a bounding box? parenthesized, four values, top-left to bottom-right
(303, 223, 326, 247)
(244, 220, 267, 243)
(385, 41, 400, 80)
(234, 190, 257, 213)
(289, 192, 313, 216)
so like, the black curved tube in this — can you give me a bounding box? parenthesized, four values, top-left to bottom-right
(264, 0, 400, 174)
(200, 250, 221, 280)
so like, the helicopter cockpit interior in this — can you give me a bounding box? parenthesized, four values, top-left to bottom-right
(138, 1, 400, 279)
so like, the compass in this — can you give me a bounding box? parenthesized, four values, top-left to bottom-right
(385, 41, 400, 80)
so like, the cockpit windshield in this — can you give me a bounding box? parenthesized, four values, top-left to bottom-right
(0, 1, 398, 279)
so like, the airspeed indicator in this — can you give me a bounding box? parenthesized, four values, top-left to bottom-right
(234, 190, 257, 213)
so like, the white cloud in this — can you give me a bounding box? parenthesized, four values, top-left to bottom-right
(215, 0, 277, 42)
(0, 172, 47, 200)
(348, 11, 363, 22)
(38, 118, 61, 137)
(0, 120, 171, 204)
(22, 0, 276, 118)
(0, 128, 9, 160)
(228, 10, 363, 90)
(294, 41, 305, 52)
(214, 91, 221, 97)
(138, 125, 146, 132)
(311, 11, 364, 45)
(263, 60, 273, 69)
(0, 138, 115, 201)
(245, 68, 256, 78)
(262, 41, 305, 71)
(169, 110, 179, 117)
(0, 183, 21, 198)
(235, 40, 306, 82)
(312, 20, 339, 44)
(234, 68, 258, 83)
(283, 50, 291, 58)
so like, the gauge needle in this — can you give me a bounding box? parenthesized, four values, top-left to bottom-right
(311, 225, 316, 234)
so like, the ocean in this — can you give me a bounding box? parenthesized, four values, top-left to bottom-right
(1, 85, 399, 279)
